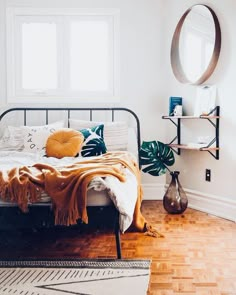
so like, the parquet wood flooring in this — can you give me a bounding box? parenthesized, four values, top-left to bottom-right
(0, 200, 236, 294)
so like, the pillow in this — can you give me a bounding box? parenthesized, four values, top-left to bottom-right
(0, 121, 6, 139)
(0, 126, 24, 151)
(46, 128, 84, 159)
(69, 119, 128, 151)
(22, 121, 64, 153)
(127, 127, 138, 159)
(80, 124, 107, 157)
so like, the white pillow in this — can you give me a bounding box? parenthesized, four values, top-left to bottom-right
(127, 127, 139, 159)
(0, 126, 24, 151)
(22, 121, 64, 153)
(0, 121, 6, 139)
(69, 119, 128, 151)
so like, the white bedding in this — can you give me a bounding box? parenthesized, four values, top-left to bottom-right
(0, 151, 138, 233)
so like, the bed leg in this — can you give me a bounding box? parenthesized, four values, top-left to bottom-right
(114, 210, 122, 259)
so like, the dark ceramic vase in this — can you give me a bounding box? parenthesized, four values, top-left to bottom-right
(163, 171, 188, 214)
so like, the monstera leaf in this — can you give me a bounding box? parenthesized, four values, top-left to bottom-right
(139, 141, 175, 176)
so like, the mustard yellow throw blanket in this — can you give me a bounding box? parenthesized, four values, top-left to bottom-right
(0, 151, 149, 232)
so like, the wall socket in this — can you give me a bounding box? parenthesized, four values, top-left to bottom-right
(205, 169, 211, 182)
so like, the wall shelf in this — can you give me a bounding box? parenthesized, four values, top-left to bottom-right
(162, 106, 220, 160)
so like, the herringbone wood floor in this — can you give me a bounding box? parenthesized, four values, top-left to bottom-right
(0, 200, 236, 294)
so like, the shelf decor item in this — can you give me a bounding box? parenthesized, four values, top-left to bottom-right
(139, 140, 188, 214)
(169, 96, 182, 116)
(194, 85, 216, 116)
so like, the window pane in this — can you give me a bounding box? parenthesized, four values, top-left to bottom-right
(22, 23, 57, 89)
(70, 20, 110, 91)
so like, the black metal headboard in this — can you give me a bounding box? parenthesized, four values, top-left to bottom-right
(0, 107, 141, 164)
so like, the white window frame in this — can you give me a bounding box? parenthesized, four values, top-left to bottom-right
(6, 8, 120, 103)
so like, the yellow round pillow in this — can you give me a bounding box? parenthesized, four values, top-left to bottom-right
(46, 128, 84, 159)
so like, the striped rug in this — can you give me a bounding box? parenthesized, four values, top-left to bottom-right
(0, 259, 151, 295)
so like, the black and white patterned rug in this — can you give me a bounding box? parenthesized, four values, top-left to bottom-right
(0, 259, 151, 295)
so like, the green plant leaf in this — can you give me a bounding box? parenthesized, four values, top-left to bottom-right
(139, 141, 175, 176)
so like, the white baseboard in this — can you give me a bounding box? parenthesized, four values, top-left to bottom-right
(142, 183, 236, 222)
(142, 183, 165, 200)
(185, 188, 236, 222)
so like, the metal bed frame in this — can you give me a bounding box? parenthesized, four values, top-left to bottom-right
(0, 107, 141, 259)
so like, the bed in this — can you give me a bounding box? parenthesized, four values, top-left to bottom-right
(0, 107, 142, 259)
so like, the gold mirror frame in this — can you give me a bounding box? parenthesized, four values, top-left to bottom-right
(171, 5, 221, 85)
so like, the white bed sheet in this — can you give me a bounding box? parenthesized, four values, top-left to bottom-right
(0, 151, 138, 232)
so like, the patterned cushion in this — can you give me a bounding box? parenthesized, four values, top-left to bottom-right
(22, 121, 64, 153)
(80, 124, 107, 157)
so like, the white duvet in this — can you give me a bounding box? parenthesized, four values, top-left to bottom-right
(0, 151, 138, 232)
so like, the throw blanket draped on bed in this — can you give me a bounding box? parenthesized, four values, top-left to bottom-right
(0, 151, 146, 232)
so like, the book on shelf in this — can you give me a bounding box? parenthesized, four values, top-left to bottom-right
(169, 96, 182, 116)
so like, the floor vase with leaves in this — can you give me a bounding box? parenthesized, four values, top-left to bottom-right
(139, 140, 188, 214)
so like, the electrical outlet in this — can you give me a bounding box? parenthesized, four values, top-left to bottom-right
(205, 169, 211, 182)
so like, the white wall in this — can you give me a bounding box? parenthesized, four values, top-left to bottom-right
(0, 0, 167, 199)
(163, 0, 236, 220)
(0, 0, 6, 104)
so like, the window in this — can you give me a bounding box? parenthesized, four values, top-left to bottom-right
(70, 20, 110, 92)
(21, 21, 58, 90)
(6, 8, 120, 103)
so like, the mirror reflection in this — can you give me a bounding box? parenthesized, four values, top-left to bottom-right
(171, 5, 221, 85)
(179, 5, 215, 82)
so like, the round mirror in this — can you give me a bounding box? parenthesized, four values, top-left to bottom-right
(171, 5, 221, 85)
